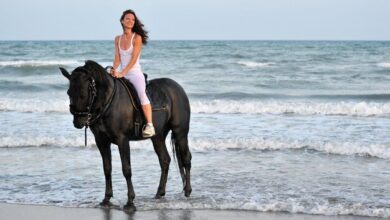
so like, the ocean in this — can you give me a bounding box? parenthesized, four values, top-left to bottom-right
(0, 40, 389, 218)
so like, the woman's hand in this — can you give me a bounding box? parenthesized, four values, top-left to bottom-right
(110, 68, 116, 76)
(109, 69, 120, 78)
(114, 70, 125, 78)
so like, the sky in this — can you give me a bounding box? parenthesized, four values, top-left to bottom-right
(0, 0, 389, 41)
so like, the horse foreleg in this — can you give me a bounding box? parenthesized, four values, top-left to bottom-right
(151, 135, 171, 199)
(96, 138, 113, 207)
(118, 138, 136, 212)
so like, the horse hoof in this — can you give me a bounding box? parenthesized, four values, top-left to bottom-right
(123, 203, 137, 213)
(100, 199, 112, 208)
(184, 188, 192, 197)
(154, 192, 165, 199)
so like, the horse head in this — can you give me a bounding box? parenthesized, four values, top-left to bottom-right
(60, 66, 98, 129)
(60, 60, 115, 129)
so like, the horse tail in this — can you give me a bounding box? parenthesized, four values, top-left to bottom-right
(171, 134, 186, 188)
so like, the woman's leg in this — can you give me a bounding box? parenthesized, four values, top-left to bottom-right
(125, 72, 154, 137)
(142, 104, 152, 124)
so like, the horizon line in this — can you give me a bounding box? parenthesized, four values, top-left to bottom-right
(1, 39, 390, 42)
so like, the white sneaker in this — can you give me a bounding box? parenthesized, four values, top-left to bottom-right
(142, 123, 155, 138)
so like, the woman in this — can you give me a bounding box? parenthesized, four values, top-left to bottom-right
(111, 9, 155, 137)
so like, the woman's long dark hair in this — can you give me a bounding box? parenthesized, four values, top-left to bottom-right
(120, 9, 149, 45)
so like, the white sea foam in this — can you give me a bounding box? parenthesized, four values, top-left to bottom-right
(1, 98, 390, 117)
(237, 61, 274, 68)
(137, 201, 390, 218)
(191, 100, 390, 116)
(0, 60, 83, 67)
(377, 62, 390, 68)
(0, 136, 88, 148)
(1, 135, 389, 159)
(0, 98, 68, 113)
(0, 134, 163, 150)
(0, 60, 150, 68)
(2, 199, 388, 218)
(188, 137, 390, 158)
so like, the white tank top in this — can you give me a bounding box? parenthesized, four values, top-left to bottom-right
(118, 33, 142, 74)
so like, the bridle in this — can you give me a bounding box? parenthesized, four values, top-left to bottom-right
(69, 77, 97, 127)
(69, 67, 116, 146)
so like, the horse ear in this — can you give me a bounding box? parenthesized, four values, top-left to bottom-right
(59, 67, 71, 80)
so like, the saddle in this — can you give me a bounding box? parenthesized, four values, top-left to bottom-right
(118, 74, 168, 139)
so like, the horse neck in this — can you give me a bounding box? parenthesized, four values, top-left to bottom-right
(91, 72, 115, 114)
(113, 78, 138, 118)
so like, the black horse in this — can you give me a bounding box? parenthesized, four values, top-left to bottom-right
(60, 60, 192, 212)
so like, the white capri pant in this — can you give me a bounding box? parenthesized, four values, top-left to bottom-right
(124, 71, 150, 105)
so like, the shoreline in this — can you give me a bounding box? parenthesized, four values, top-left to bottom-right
(0, 203, 382, 220)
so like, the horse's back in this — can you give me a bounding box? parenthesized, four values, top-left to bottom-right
(147, 78, 190, 107)
(147, 78, 190, 131)
(148, 78, 187, 93)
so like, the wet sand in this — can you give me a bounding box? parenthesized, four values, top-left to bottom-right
(0, 203, 381, 220)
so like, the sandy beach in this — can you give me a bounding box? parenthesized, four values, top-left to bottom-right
(0, 203, 382, 220)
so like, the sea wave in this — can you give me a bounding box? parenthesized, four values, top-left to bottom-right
(2, 197, 389, 218)
(189, 137, 390, 158)
(0, 80, 67, 91)
(190, 92, 390, 101)
(377, 62, 390, 68)
(1, 136, 389, 159)
(0, 60, 148, 68)
(1, 98, 390, 117)
(191, 100, 390, 116)
(0, 60, 83, 67)
(0, 136, 87, 148)
(237, 61, 275, 68)
(0, 98, 68, 113)
(138, 201, 390, 218)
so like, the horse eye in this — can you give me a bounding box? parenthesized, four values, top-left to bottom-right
(67, 90, 70, 96)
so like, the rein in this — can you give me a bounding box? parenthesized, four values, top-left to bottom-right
(70, 67, 117, 146)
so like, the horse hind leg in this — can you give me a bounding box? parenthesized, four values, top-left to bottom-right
(151, 133, 171, 199)
(117, 138, 136, 213)
(172, 132, 192, 197)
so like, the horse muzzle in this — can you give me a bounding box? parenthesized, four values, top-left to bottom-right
(73, 116, 88, 129)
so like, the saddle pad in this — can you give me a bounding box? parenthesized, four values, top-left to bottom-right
(120, 78, 168, 111)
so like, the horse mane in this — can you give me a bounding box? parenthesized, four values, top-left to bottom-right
(74, 60, 108, 83)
